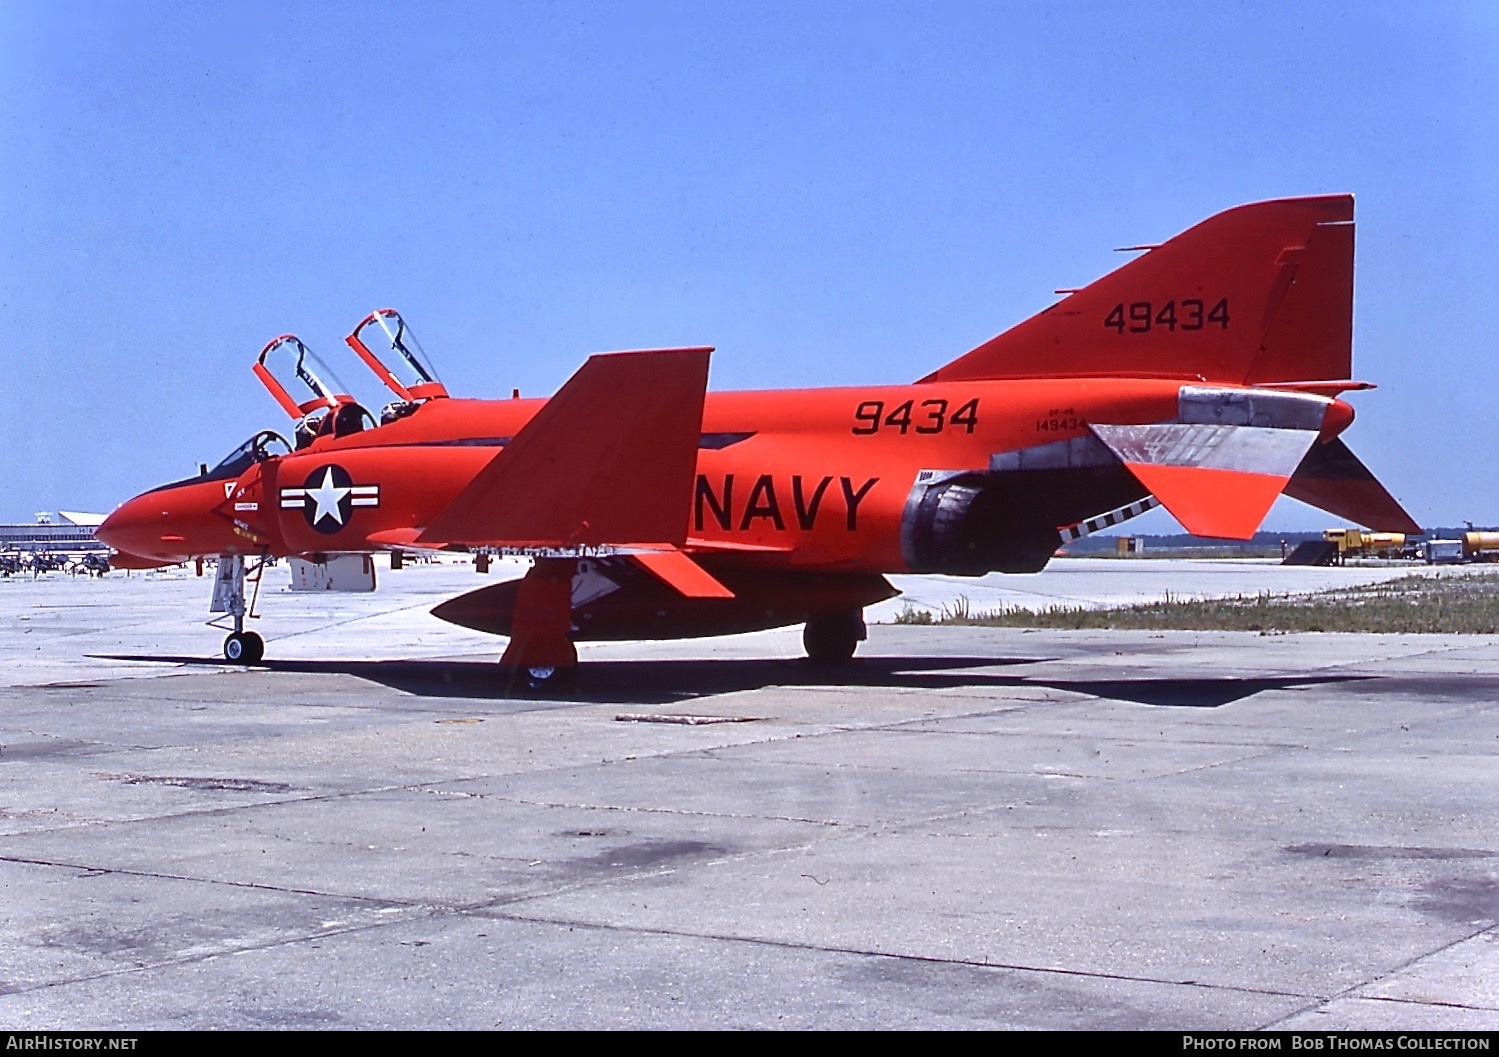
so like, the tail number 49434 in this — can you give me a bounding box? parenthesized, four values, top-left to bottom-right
(1104, 298, 1229, 334)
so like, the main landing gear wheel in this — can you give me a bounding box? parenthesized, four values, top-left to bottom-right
(803, 611, 865, 665)
(525, 665, 575, 691)
(224, 631, 264, 664)
(500, 665, 575, 692)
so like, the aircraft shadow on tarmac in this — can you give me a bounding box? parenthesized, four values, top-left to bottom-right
(92, 653, 1368, 708)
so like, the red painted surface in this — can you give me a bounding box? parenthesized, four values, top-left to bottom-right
(499, 559, 578, 670)
(923, 195, 1354, 386)
(1116, 464, 1292, 540)
(419, 348, 712, 550)
(96, 196, 1420, 667)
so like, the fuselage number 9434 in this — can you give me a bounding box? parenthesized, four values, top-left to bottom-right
(852, 397, 979, 436)
(1104, 298, 1228, 334)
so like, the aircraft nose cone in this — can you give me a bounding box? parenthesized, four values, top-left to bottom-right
(97, 496, 168, 559)
(98, 482, 230, 561)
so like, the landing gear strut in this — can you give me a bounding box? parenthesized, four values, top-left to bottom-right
(499, 559, 578, 692)
(212, 554, 265, 664)
(803, 609, 866, 665)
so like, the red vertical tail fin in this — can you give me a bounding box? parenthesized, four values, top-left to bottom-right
(921, 195, 1355, 386)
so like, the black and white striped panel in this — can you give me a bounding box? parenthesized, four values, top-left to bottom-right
(1058, 496, 1161, 543)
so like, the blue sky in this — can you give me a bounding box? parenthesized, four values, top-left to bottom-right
(2, 1, 1495, 530)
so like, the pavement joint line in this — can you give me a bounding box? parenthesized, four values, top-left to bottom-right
(662, 739, 1284, 784)
(853, 719, 1315, 754)
(1306, 639, 1498, 676)
(1345, 920, 1499, 1006)
(813, 705, 1041, 733)
(1346, 993, 1499, 1014)
(257, 603, 472, 644)
(0, 905, 449, 1001)
(0, 847, 928, 1003)
(1259, 994, 1351, 1030)
(1124, 747, 1282, 780)
(0, 836, 788, 916)
(472, 794, 849, 829)
(1260, 922, 1499, 1028)
(55, 680, 617, 719)
(473, 907, 1325, 1002)
(0, 777, 524, 837)
(7, 817, 887, 921)
(14, 829, 827, 932)
(6, 765, 862, 841)
(0, 852, 425, 905)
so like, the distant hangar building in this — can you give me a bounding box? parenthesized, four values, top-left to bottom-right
(1, 511, 111, 574)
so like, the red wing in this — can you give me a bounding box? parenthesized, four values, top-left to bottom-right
(632, 549, 734, 599)
(418, 348, 712, 549)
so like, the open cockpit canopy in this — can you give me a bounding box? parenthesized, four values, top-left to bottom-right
(346, 309, 448, 411)
(254, 335, 355, 418)
(253, 335, 374, 447)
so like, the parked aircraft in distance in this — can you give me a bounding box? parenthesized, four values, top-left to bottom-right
(98, 195, 1418, 687)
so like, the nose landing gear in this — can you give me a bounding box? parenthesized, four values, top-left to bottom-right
(212, 554, 268, 665)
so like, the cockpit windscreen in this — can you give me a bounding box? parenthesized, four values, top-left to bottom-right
(209, 430, 292, 480)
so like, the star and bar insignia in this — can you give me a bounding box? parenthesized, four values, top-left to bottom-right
(279, 465, 380, 534)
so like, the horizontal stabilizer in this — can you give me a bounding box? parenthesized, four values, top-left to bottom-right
(633, 549, 734, 599)
(1091, 423, 1319, 540)
(419, 348, 712, 549)
(1283, 438, 1421, 534)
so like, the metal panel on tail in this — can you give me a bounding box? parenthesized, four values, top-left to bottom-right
(1090, 422, 1320, 540)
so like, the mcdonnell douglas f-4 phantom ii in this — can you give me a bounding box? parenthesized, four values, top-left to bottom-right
(98, 195, 1418, 688)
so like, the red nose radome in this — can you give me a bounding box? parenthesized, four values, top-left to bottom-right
(98, 480, 243, 561)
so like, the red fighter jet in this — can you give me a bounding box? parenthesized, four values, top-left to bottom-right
(98, 195, 1418, 688)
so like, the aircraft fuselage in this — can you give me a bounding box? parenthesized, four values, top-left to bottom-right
(100, 376, 1190, 576)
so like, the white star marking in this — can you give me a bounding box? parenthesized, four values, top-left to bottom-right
(305, 467, 351, 527)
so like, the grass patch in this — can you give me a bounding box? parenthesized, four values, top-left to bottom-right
(895, 572, 1499, 634)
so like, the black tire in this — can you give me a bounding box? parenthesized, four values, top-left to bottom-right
(240, 632, 265, 663)
(498, 665, 576, 692)
(803, 612, 864, 665)
(525, 665, 574, 691)
(224, 631, 265, 664)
